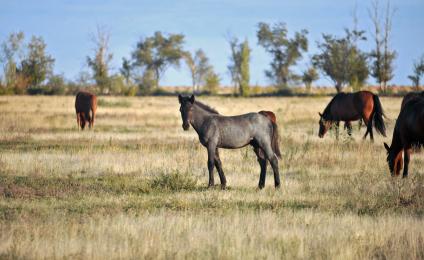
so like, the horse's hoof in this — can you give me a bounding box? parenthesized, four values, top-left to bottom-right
(220, 184, 227, 190)
(275, 184, 281, 189)
(258, 184, 265, 190)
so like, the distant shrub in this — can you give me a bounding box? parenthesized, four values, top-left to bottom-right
(150, 171, 197, 191)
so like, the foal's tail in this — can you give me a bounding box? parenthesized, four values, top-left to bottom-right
(372, 94, 386, 137)
(259, 111, 282, 159)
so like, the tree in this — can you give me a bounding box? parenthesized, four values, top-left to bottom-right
(0, 32, 25, 89)
(183, 49, 212, 94)
(204, 70, 220, 95)
(131, 31, 185, 89)
(20, 36, 55, 88)
(257, 22, 308, 89)
(369, 0, 396, 93)
(313, 30, 369, 93)
(86, 26, 113, 94)
(302, 66, 319, 92)
(228, 37, 250, 96)
(408, 55, 424, 90)
(120, 57, 132, 85)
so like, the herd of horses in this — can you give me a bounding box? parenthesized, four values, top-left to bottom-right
(75, 90, 424, 189)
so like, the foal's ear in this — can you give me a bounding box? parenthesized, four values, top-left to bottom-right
(189, 94, 195, 104)
(318, 112, 323, 117)
(384, 142, 390, 152)
(178, 94, 183, 104)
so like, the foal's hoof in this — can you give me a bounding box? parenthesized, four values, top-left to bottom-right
(258, 184, 265, 190)
(275, 184, 281, 189)
(220, 184, 227, 190)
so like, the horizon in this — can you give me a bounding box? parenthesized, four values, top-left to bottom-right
(1, 0, 423, 87)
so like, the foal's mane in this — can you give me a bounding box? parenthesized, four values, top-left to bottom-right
(194, 100, 219, 114)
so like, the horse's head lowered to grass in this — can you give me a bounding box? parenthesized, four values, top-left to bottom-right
(384, 142, 403, 176)
(318, 112, 332, 138)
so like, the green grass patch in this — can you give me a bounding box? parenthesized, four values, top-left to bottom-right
(97, 98, 132, 108)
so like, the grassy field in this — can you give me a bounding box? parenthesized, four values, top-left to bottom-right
(0, 95, 423, 259)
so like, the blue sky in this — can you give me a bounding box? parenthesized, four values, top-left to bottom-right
(0, 0, 423, 86)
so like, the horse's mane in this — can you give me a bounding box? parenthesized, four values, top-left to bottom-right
(194, 100, 219, 114)
(322, 94, 339, 120)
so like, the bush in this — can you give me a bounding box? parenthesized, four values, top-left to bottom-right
(150, 171, 197, 191)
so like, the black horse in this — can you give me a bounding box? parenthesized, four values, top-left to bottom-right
(401, 91, 424, 109)
(318, 91, 386, 141)
(384, 96, 424, 177)
(178, 95, 281, 189)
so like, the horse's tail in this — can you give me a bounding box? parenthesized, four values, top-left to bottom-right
(259, 111, 281, 159)
(372, 94, 386, 137)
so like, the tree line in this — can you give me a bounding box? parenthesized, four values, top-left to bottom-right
(0, 0, 423, 96)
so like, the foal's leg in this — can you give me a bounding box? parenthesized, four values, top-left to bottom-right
(214, 149, 227, 189)
(207, 144, 216, 187)
(403, 146, 411, 178)
(253, 146, 267, 189)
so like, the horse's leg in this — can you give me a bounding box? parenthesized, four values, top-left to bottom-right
(345, 121, 353, 136)
(262, 143, 280, 189)
(369, 122, 374, 141)
(76, 113, 81, 130)
(362, 106, 374, 141)
(207, 144, 216, 188)
(90, 110, 95, 129)
(80, 113, 86, 130)
(253, 145, 267, 189)
(214, 149, 227, 189)
(362, 117, 370, 140)
(403, 146, 411, 178)
(335, 121, 340, 140)
(85, 111, 92, 129)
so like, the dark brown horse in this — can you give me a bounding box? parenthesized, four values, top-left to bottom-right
(318, 91, 386, 141)
(178, 95, 281, 189)
(401, 91, 424, 109)
(75, 91, 97, 130)
(384, 96, 424, 177)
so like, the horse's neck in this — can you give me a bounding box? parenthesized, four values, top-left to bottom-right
(391, 128, 403, 152)
(191, 105, 214, 133)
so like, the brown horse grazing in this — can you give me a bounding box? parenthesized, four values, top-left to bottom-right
(384, 96, 424, 177)
(318, 91, 386, 141)
(401, 91, 424, 109)
(178, 95, 281, 189)
(75, 91, 97, 130)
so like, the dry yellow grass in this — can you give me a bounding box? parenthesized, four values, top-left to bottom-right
(0, 95, 423, 259)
